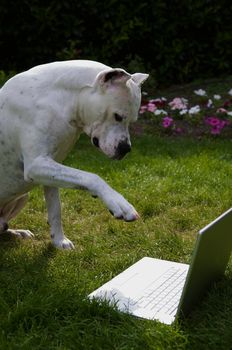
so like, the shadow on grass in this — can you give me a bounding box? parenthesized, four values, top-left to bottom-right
(182, 275, 232, 350)
(0, 240, 186, 349)
(0, 231, 231, 349)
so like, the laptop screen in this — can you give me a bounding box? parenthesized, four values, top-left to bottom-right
(177, 208, 232, 318)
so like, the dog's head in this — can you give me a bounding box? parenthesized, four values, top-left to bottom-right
(81, 68, 149, 159)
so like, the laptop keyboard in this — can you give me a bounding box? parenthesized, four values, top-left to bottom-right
(136, 267, 188, 315)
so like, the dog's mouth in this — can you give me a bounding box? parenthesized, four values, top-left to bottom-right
(92, 137, 100, 148)
(110, 141, 131, 160)
(112, 142, 131, 160)
(92, 137, 131, 160)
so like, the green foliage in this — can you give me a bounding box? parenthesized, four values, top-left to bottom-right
(0, 1, 232, 85)
(0, 70, 16, 87)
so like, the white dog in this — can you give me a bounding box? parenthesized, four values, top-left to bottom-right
(0, 60, 148, 249)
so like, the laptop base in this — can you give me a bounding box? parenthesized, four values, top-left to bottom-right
(89, 257, 189, 325)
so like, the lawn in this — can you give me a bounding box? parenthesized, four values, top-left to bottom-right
(0, 76, 232, 349)
(0, 133, 232, 349)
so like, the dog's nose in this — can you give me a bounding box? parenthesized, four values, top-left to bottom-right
(117, 141, 131, 159)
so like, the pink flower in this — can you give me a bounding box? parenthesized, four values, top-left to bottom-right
(205, 117, 230, 135)
(211, 126, 221, 135)
(151, 98, 166, 108)
(147, 102, 157, 112)
(162, 116, 173, 128)
(139, 105, 147, 114)
(169, 97, 188, 110)
(175, 127, 183, 134)
(205, 117, 220, 126)
(223, 99, 232, 108)
(140, 93, 231, 137)
(222, 120, 230, 126)
(216, 108, 227, 114)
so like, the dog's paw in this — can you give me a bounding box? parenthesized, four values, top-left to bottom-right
(52, 236, 75, 250)
(104, 190, 139, 222)
(7, 229, 34, 239)
(109, 209, 139, 221)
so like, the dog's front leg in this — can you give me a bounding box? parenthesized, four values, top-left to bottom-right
(44, 186, 75, 249)
(24, 156, 139, 243)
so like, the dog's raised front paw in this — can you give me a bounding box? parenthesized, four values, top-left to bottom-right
(52, 236, 75, 250)
(103, 190, 139, 222)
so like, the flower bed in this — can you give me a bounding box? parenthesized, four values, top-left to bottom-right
(139, 89, 232, 137)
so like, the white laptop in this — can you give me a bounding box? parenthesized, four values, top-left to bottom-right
(89, 208, 232, 324)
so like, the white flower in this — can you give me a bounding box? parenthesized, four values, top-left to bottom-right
(227, 111, 232, 116)
(207, 99, 213, 108)
(179, 109, 188, 115)
(189, 105, 201, 114)
(228, 89, 232, 96)
(213, 94, 221, 100)
(154, 109, 167, 115)
(194, 89, 207, 96)
(152, 98, 167, 103)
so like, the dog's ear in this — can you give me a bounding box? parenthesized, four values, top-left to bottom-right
(131, 73, 149, 86)
(94, 69, 131, 90)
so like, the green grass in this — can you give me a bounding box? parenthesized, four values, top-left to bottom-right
(0, 132, 232, 349)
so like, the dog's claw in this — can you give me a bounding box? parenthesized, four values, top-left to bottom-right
(126, 211, 140, 221)
(109, 207, 139, 222)
(125, 214, 139, 222)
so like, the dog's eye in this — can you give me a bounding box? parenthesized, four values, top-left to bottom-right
(114, 113, 123, 122)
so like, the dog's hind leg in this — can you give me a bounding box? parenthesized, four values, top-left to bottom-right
(0, 194, 34, 239)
